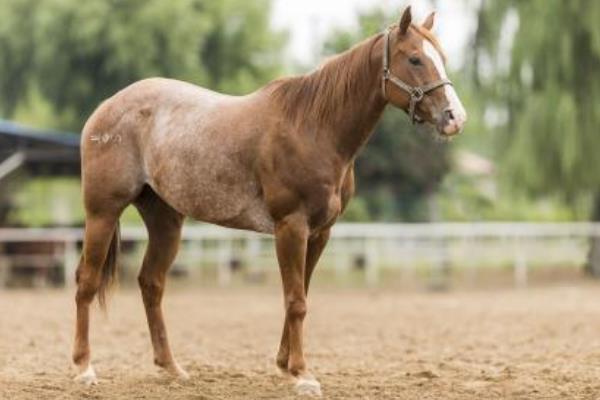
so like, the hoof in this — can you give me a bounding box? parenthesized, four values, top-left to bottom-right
(161, 362, 190, 380)
(172, 364, 190, 380)
(276, 362, 290, 376)
(276, 360, 289, 374)
(74, 365, 98, 386)
(295, 377, 322, 397)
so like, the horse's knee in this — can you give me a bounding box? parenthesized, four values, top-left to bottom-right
(75, 279, 100, 304)
(138, 274, 163, 304)
(286, 297, 307, 320)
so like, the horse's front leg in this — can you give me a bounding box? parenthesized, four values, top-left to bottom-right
(274, 213, 321, 396)
(276, 228, 330, 374)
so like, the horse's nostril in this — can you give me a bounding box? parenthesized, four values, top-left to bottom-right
(444, 109, 455, 121)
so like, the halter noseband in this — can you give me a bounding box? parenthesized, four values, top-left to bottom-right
(381, 27, 453, 124)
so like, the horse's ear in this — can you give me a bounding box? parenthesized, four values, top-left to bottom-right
(398, 6, 412, 36)
(422, 11, 436, 31)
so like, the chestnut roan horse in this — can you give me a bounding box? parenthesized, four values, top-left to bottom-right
(73, 7, 466, 396)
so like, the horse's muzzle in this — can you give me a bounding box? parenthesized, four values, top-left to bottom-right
(439, 108, 467, 136)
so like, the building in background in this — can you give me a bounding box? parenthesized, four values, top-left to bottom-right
(0, 120, 80, 225)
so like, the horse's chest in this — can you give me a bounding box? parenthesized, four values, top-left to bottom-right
(305, 165, 354, 231)
(309, 192, 342, 231)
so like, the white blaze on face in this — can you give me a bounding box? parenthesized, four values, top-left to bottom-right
(422, 40, 467, 125)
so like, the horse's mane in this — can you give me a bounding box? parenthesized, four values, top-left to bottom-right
(268, 24, 445, 126)
(269, 34, 382, 126)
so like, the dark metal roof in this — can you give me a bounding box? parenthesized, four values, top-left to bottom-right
(0, 120, 80, 148)
(0, 120, 81, 178)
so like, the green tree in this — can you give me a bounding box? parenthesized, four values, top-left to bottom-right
(324, 9, 450, 221)
(471, 0, 600, 271)
(0, 0, 285, 130)
(473, 0, 600, 198)
(200, 0, 286, 94)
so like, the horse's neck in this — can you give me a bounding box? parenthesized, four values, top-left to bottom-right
(317, 36, 387, 161)
(269, 34, 387, 162)
(327, 74, 387, 161)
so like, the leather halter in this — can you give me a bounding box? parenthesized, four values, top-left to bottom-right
(381, 27, 453, 124)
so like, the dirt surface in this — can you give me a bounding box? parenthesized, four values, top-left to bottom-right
(2, 284, 600, 399)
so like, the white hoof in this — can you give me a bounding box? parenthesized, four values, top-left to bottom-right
(172, 364, 190, 380)
(295, 377, 322, 397)
(74, 365, 98, 386)
(159, 360, 190, 380)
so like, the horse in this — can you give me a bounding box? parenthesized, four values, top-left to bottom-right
(72, 6, 466, 396)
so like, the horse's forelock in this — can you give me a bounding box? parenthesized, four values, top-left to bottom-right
(410, 24, 447, 64)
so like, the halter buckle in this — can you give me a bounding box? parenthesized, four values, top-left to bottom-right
(411, 88, 424, 102)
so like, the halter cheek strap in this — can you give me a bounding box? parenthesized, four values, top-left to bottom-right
(381, 27, 453, 124)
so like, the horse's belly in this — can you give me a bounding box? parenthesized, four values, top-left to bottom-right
(186, 185, 274, 234)
(148, 162, 274, 234)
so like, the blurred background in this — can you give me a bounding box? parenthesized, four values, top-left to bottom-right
(1, 0, 600, 290)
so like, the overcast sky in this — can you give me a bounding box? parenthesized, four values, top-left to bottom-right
(271, 0, 477, 70)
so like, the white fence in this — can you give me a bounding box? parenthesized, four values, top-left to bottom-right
(1, 223, 599, 288)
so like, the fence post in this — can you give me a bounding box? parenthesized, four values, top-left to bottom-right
(63, 237, 78, 287)
(245, 236, 261, 272)
(332, 238, 344, 279)
(365, 237, 379, 286)
(514, 237, 528, 288)
(217, 238, 233, 286)
(430, 235, 450, 290)
(0, 252, 6, 289)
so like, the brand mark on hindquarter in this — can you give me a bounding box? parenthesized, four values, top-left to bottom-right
(90, 133, 122, 145)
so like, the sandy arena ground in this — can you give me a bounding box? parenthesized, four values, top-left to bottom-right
(2, 284, 600, 399)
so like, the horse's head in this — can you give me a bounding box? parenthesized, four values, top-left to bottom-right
(382, 6, 467, 136)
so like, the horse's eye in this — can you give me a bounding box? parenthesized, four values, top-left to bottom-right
(409, 56, 422, 66)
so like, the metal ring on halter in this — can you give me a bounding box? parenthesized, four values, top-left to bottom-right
(411, 88, 424, 102)
(381, 26, 453, 124)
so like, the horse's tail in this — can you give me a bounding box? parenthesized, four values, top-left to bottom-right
(98, 221, 121, 310)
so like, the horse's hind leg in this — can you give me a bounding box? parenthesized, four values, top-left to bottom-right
(73, 211, 122, 385)
(73, 105, 146, 384)
(134, 186, 187, 378)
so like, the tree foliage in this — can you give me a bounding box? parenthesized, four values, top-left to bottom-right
(472, 0, 600, 202)
(0, 0, 285, 130)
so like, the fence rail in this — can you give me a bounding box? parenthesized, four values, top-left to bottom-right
(2, 222, 600, 241)
(1, 223, 599, 288)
